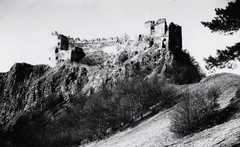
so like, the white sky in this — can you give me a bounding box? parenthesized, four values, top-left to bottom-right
(0, 0, 239, 73)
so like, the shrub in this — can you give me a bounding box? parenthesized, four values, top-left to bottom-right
(114, 76, 177, 116)
(170, 87, 220, 137)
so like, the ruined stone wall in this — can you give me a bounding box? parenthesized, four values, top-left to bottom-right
(154, 19, 167, 35)
(73, 37, 119, 47)
(74, 40, 117, 49)
(57, 49, 71, 62)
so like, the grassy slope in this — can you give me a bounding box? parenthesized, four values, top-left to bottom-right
(81, 73, 240, 147)
(177, 72, 240, 109)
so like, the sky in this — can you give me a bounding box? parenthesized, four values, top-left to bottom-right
(0, 0, 239, 73)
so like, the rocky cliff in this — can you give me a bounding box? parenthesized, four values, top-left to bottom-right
(0, 61, 96, 131)
(0, 63, 50, 131)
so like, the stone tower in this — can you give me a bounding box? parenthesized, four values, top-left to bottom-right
(49, 32, 85, 67)
(49, 32, 70, 66)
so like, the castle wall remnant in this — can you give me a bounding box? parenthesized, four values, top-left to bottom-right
(144, 21, 155, 35)
(144, 18, 182, 50)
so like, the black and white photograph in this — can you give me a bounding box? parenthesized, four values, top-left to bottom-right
(0, 0, 240, 146)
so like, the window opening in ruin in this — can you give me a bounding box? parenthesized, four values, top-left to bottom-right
(56, 56, 58, 60)
(55, 48, 59, 53)
(162, 38, 166, 49)
(150, 25, 155, 35)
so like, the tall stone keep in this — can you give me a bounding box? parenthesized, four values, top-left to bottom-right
(49, 33, 70, 66)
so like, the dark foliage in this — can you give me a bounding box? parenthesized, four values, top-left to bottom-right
(201, 0, 240, 34)
(201, 0, 240, 70)
(164, 49, 205, 84)
(204, 42, 240, 70)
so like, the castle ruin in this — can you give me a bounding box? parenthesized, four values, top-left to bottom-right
(48, 18, 182, 67)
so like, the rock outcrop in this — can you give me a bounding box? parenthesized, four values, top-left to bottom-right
(0, 63, 49, 130)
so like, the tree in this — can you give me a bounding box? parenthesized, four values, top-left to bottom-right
(201, 0, 240, 70)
